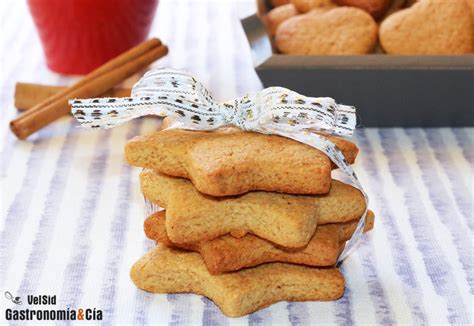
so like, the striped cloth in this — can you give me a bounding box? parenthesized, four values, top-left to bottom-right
(0, 0, 472, 324)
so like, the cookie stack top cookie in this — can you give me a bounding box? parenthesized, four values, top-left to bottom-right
(125, 128, 359, 196)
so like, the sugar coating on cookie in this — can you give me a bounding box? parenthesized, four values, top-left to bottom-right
(275, 7, 378, 54)
(130, 246, 345, 317)
(379, 0, 473, 54)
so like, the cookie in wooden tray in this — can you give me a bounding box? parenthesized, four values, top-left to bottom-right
(144, 210, 374, 274)
(333, 0, 392, 18)
(379, 0, 473, 54)
(130, 245, 345, 317)
(290, 0, 336, 13)
(125, 128, 358, 197)
(140, 170, 366, 247)
(275, 7, 378, 55)
(265, 4, 299, 35)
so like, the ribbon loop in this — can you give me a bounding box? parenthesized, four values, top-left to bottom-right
(253, 87, 357, 137)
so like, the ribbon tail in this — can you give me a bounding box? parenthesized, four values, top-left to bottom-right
(69, 97, 171, 129)
(334, 104, 357, 137)
(69, 68, 225, 130)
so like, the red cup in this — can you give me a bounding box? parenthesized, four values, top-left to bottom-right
(28, 0, 159, 75)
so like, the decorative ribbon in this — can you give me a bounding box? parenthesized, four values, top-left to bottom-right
(70, 67, 368, 264)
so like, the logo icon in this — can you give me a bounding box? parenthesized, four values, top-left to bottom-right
(4, 291, 22, 305)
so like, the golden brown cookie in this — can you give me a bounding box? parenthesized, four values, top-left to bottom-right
(379, 0, 473, 54)
(265, 4, 299, 35)
(126, 128, 358, 197)
(404, 0, 474, 11)
(270, 0, 291, 7)
(275, 7, 378, 54)
(291, 0, 336, 12)
(380, 0, 409, 20)
(140, 170, 366, 247)
(466, 0, 474, 13)
(144, 210, 375, 274)
(403, 0, 418, 7)
(333, 0, 392, 18)
(130, 246, 345, 317)
(338, 212, 375, 241)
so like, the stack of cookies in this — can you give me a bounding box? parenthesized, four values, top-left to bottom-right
(127, 126, 374, 317)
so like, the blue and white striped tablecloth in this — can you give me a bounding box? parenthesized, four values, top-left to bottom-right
(1, 0, 472, 324)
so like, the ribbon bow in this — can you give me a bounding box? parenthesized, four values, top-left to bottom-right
(70, 67, 368, 263)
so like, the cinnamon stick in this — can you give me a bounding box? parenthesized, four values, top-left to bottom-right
(10, 38, 168, 139)
(32, 39, 160, 112)
(14, 83, 131, 111)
